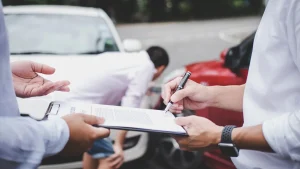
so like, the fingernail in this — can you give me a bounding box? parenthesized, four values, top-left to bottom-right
(98, 117, 105, 122)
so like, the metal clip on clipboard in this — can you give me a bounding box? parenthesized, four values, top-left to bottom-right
(44, 102, 61, 119)
(20, 101, 61, 121)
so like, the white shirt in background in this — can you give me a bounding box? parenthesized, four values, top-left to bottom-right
(231, 0, 300, 168)
(54, 51, 156, 108)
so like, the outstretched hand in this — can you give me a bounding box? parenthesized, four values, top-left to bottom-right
(11, 61, 70, 98)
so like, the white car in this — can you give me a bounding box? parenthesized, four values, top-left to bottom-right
(5, 5, 148, 169)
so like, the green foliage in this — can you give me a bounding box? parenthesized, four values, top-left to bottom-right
(26, 0, 47, 4)
(179, 1, 191, 15)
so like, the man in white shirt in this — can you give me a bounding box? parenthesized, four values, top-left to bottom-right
(162, 0, 300, 168)
(60, 46, 169, 169)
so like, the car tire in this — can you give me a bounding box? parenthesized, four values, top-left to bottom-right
(157, 136, 203, 169)
(156, 109, 203, 169)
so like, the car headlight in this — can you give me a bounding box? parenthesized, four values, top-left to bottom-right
(162, 67, 187, 84)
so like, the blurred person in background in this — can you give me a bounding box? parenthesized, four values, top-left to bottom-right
(162, 0, 300, 168)
(0, 1, 110, 168)
(58, 46, 169, 169)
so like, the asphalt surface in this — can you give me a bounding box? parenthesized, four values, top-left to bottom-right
(115, 16, 261, 169)
(117, 16, 260, 84)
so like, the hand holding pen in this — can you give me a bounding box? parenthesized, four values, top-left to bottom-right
(162, 72, 212, 113)
(164, 71, 191, 113)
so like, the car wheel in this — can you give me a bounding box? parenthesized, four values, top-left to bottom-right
(158, 109, 203, 169)
(157, 136, 203, 169)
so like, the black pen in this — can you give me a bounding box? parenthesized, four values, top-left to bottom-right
(164, 71, 191, 113)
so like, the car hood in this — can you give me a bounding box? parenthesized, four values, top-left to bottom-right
(10, 54, 98, 82)
(186, 60, 232, 76)
(10, 54, 94, 65)
(185, 60, 241, 85)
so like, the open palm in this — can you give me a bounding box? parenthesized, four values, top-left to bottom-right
(11, 61, 70, 98)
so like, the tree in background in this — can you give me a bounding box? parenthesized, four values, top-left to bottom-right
(3, 0, 263, 23)
(171, 0, 180, 19)
(148, 0, 166, 22)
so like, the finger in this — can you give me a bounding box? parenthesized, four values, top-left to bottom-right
(31, 62, 55, 75)
(168, 106, 183, 114)
(172, 135, 182, 141)
(171, 103, 183, 110)
(107, 153, 120, 161)
(55, 81, 71, 92)
(175, 116, 193, 126)
(169, 106, 182, 113)
(81, 114, 105, 125)
(44, 81, 70, 95)
(110, 157, 122, 168)
(90, 127, 110, 140)
(34, 82, 56, 96)
(115, 158, 124, 169)
(58, 86, 70, 92)
(52, 81, 70, 90)
(168, 107, 178, 113)
(170, 87, 193, 103)
(56, 80, 70, 86)
(176, 110, 182, 114)
(173, 136, 189, 150)
(162, 77, 182, 104)
(109, 157, 123, 169)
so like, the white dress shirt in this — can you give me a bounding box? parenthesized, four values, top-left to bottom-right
(57, 51, 156, 108)
(231, 0, 300, 168)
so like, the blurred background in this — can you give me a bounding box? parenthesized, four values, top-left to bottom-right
(7, 1, 265, 169)
(4, 0, 263, 82)
(4, 0, 265, 23)
(3, 0, 264, 23)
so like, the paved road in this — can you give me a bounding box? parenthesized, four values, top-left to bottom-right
(117, 16, 260, 83)
(116, 16, 261, 169)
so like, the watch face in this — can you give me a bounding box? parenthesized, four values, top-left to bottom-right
(218, 143, 239, 157)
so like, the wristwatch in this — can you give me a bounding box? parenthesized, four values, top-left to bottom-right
(218, 125, 239, 157)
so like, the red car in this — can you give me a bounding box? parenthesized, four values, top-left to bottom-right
(146, 31, 255, 169)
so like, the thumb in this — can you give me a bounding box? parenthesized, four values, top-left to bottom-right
(90, 127, 110, 139)
(170, 88, 193, 103)
(31, 62, 55, 75)
(81, 114, 105, 125)
(175, 116, 192, 126)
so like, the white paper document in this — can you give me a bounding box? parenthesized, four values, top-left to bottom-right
(47, 101, 187, 135)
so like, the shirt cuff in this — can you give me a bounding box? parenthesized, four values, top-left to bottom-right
(262, 113, 295, 159)
(40, 117, 70, 157)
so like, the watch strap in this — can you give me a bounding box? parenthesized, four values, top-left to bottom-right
(221, 125, 236, 143)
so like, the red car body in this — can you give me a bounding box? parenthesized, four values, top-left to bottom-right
(186, 57, 246, 169)
(154, 32, 255, 169)
(185, 32, 255, 169)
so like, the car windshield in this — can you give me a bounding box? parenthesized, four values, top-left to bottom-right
(5, 14, 119, 55)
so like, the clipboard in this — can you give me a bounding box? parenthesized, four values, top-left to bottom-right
(45, 101, 188, 136)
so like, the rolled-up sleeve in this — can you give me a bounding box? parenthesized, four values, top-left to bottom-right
(262, 111, 300, 161)
(0, 116, 69, 166)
